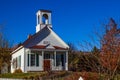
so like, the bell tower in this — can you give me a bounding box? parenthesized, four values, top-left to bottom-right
(36, 10, 52, 33)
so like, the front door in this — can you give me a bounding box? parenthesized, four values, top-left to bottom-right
(44, 60, 51, 71)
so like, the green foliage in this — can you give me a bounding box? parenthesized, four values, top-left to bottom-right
(2, 71, 120, 80)
(42, 71, 70, 80)
(0, 72, 48, 79)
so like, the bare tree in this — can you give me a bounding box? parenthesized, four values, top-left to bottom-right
(76, 18, 120, 80)
(67, 42, 78, 71)
(0, 25, 11, 73)
(100, 18, 120, 79)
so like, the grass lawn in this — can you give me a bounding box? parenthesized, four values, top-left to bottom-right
(0, 71, 120, 80)
(0, 72, 47, 79)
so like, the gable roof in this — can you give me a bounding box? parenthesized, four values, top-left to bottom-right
(23, 26, 50, 47)
(13, 26, 69, 52)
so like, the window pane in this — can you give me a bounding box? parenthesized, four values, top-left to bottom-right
(56, 54, 60, 66)
(36, 54, 39, 66)
(13, 58, 17, 68)
(56, 54, 64, 66)
(27, 54, 29, 66)
(16, 58, 17, 68)
(61, 54, 64, 66)
(44, 53, 50, 59)
(19, 56, 21, 67)
(17, 56, 21, 67)
(17, 57, 19, 68)
(31, 54, 35, 66)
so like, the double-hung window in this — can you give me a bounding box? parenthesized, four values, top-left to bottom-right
(27, 51, 39, 67)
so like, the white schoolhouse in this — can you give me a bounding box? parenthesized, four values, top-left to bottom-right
(11, 10, 69, 73)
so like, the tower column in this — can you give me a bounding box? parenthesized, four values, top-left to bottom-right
(36, 14, 38, 25)
(40, 13, 42, 24)
(49, 14, 51, 24)
(36, 10, 52, 33)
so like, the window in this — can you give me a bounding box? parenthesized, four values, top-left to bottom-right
(12, 58, 17, 69)
(56, 54, 61, 66)
(12, 55, 21, 69)
(43, 41, 50, 44)
(31, 54, 35, 66)
(18, 56, 21, 67)
(56, 54, 64, 66)
(44, 53, 50, 59)
(27, 52, 40, 67)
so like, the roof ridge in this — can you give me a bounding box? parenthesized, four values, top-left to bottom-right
(22, 26, 49, 46)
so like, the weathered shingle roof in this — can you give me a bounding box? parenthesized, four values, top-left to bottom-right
(22, 26, 50, 47)
(12, 26, 69, 52)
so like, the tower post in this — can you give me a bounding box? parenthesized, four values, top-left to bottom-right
(36, 10, 52, 33)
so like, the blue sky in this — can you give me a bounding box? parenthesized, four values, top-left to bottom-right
(0, 0, 120, 50)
